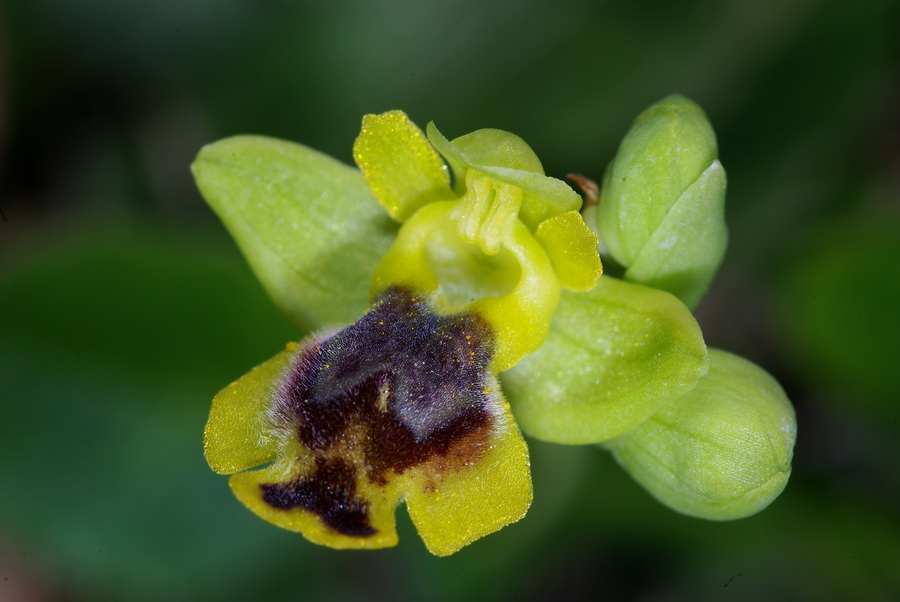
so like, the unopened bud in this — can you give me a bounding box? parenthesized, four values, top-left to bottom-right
(605, 349, 796, 520)
(597, 95, 727, 309)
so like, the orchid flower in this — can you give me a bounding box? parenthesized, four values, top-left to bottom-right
(193, 98, 796, 556)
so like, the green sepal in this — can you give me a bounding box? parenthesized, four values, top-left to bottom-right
(605, 348, 796, 520)
(447, 127, 544, 173)
(597, 94, 727, 309)
(426, 122, 582, 230)
(192, 135, 397, 332)
(502, 276, 709, 444)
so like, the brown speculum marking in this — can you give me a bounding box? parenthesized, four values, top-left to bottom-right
(261, 458, 375, 536)
(263, 287, 496, 537)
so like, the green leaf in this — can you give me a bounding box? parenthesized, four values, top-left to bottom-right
(502, 276, 709, 444)
(192, 135, 398, 332)
(605, 348, 796, 520)
(597, 94, 726, 308)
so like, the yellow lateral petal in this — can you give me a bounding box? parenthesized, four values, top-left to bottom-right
(353, 111, 453, 222)
(534, 210, 602, 291)
(405, 381, 532, 556)
(203, 347, 292, 475)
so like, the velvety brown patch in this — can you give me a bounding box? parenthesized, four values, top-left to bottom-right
(261, 458, 375, 536)
(262, 288, 497, 537)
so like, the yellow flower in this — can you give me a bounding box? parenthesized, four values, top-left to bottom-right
(199, 111, 600, 555)
(194, 104, 795, 553)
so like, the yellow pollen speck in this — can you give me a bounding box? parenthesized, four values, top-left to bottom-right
(377, 380, 390, 412)
(285, 341, 298, 352)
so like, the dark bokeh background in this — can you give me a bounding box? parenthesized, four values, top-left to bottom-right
(1, 1, 898, 600)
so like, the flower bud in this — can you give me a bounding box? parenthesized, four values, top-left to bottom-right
(605, 349, 796, 520)
(597, 95, 727, 309)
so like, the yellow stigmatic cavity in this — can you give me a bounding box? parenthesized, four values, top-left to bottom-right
(365, 117, 605, 371)
(371, 202, 559, 373)
(353, 111, 454, 222)
(211, 289, 532, 555)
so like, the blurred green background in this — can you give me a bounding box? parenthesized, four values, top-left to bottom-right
(1, 0, 898, 600)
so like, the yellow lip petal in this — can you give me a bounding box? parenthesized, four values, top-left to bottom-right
(219, 289, 533, 555)
(204, 346, 295, 475)
(404, 378, 532, 556)
(230, 457, 401, 550)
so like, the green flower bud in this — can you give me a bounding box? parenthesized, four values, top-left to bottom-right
(604, 349, 796, 520)
(597, 94, 727, 309)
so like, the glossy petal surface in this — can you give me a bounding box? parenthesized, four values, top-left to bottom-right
(503, 276, 708, 444)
